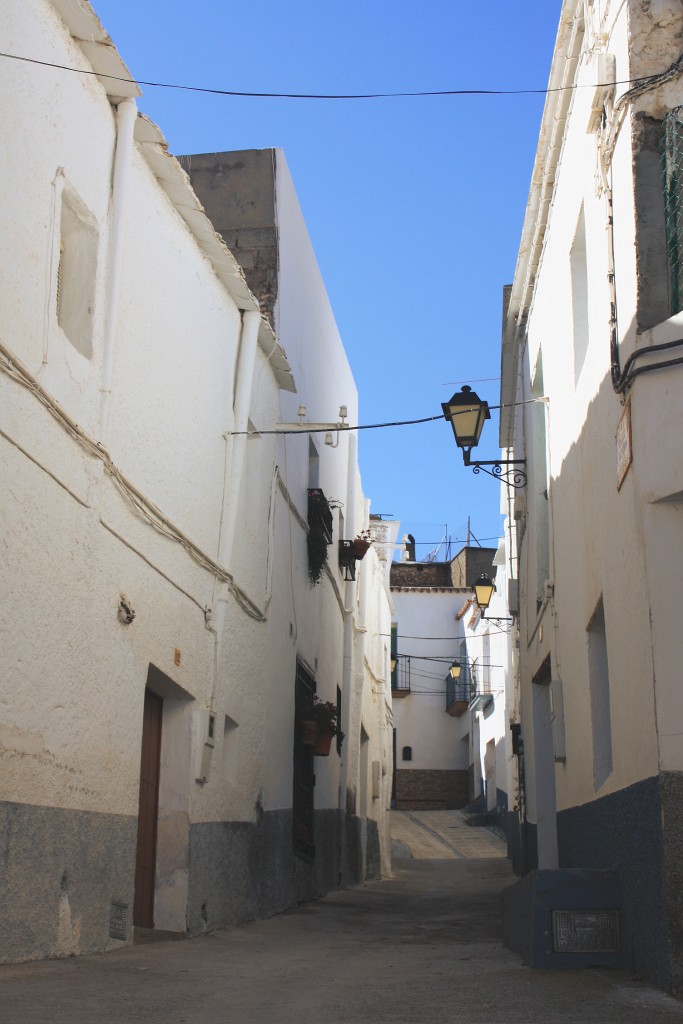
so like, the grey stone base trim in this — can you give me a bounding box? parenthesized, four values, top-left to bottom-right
(187, 807, 372, 936)
(1, 801, 380, 963)
(0, 800, 137, 964)
(557, 773, 679, 993)
(501, 868, 621, 969)
(660, 771, 683, 996)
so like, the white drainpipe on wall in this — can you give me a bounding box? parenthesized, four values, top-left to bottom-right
(339, 432, 359, 831)
(100, 97, 137, 447)
(220, 309, 261, 573)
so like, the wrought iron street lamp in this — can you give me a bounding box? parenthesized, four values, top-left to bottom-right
(449, 660, 462, 680)
(473, 573, 496, 612)
(472, 573, 513, 623)
(441, 385, 527, 489)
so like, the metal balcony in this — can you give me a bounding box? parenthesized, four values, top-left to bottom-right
(391, 657, 411, 697)
(446, 675, 471, 717)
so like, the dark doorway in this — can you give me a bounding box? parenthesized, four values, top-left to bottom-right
(293, 660, 315, 860)
(134, 689, 163, 928)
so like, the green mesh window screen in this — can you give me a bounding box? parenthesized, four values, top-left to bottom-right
(662, 107, 683, 315)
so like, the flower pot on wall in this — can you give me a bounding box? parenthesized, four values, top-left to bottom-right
(313, 728, 335, 756)
(300, 719, 319, 746)
(352, 539, 371, 559)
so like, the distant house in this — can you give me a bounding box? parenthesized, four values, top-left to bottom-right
(500, 0, 683, 993)
(390, 545, 510, 822)
(0, 0, 392, 962)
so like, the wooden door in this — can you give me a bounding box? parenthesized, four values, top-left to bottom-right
(133, 690, 162, 928)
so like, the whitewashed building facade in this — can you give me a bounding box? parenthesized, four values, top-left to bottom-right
(390, 544, 511, 823)
(0, 0, 392, 962)
(500, 0, 683, 992)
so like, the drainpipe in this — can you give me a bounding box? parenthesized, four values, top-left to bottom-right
(100, 98, 137, 447)
(220, 309, 261, 572)
(338, 432, 358, 879)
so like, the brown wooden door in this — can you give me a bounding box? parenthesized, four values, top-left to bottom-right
(134, 689, 162, 928)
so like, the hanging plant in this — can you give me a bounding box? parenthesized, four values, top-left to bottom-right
(307, 489, 333, 586)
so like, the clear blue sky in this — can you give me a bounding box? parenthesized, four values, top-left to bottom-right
(93, 0, 563, 558)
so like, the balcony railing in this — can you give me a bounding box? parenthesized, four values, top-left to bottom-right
(392, 656, 411, 697)
(446, 672, 472, 717)
(469, 682, 494, 712)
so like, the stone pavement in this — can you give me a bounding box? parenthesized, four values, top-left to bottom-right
(390, 808, 506, 860)
(1, 812, 681, 1023)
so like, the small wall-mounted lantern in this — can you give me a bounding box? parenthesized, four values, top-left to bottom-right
(441, 385, 527, 489)
(471, 573, 513, 623)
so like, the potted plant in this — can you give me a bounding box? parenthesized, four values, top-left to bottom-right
(352, 530, 373, 560)
(299, 697, 345, 756)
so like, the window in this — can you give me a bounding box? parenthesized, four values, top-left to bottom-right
(336, 686, 342, 756)
(530, 354, 549, 611)
(56, 188, 98, 358)
(402, 746, 412, 762)
(662, 106, 683, 315)
(587, 597, 612, 791)
(308, 437, 319, 488)
(293, 660, 316, 859)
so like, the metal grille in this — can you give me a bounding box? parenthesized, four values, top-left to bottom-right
(662, 107, 683, 315)
(293, 660, 316, 860)
(109, 900, 128, 941)
(552, 910, 620, 953)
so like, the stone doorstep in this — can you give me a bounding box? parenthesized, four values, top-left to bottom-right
(133, 927, 188, 945)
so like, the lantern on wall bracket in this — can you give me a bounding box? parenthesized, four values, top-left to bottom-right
(471, 573, 513, 623)
(441, 386, 527, 490)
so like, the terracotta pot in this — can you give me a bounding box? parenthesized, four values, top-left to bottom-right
(352, 539, 371, 559)
(300, 719, 319, 746)
(313, 727, 335, 756)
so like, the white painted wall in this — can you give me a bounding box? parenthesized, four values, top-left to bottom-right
(1, 0, 393, 957)
(502, 0, 683, 840)
(461, 539, 513, 816)
(391, 588, 470, 771)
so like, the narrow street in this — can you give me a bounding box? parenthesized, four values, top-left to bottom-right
(1, 811, 680, 1024)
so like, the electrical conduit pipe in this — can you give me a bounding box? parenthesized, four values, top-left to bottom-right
(100, 97, 137, 446)
(220, 309, 261, 573)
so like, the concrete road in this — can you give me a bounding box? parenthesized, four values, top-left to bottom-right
(1, 812, 680, 1023)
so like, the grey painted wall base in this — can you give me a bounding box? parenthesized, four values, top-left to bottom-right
(501, 868, 621, 970)
(1, 800, 380, 963)
(556, 772, 682, 994)
(0, 800, 137, 963)
(187, 807, 374, 936)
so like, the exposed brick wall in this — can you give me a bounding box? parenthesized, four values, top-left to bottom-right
(390, 547, 497, 591)
(395, 769, 469, 810)
(449, 547, 497, 588)
(179, 149, 279, 326)
(390, 562, 453, 588)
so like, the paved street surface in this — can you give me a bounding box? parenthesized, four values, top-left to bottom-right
(390, 809, 506, 860)
(2, 811, 680, 1023)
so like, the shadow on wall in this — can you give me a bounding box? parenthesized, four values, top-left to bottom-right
(516, 305, 683, 991)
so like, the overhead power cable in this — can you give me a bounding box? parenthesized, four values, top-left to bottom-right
(232, 398, 543, 437)
(1, 50, 679, 103)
